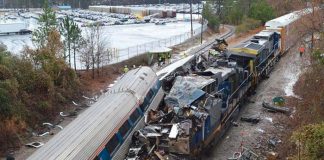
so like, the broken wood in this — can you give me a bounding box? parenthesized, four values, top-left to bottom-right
(262, 102, 291, 114)
(154, 151, 166, 160)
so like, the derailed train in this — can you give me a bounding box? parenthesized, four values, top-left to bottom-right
(27, 9, 310, 160)
(123, 29, 280, 159)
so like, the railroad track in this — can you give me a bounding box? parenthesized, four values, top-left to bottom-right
(188, 25, 235, 56)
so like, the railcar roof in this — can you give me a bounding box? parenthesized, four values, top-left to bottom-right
(157, 55, 195, 80)
(255, 30, 273, 37)
(28, 66, 157, 160)
(110, 66, 157, 100)
(265, 8, 313, 29)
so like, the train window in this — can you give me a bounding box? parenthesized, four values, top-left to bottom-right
(105, 134, 119, 155)
(119, 121, 131, 138)
(130, 109, 141, 123)
(140, 103, 147, 112)
(146, 89, 154, 102)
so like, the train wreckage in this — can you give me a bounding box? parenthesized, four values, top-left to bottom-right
(125, 30, 280, 159)
(27, 9, 313, 160)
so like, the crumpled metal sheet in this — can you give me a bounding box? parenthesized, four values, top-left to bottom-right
(165, 76, 215, 108)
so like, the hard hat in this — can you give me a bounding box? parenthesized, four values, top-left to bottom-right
(125, 65, 127, 67)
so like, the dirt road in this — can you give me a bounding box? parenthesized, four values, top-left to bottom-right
(204, 47, 310, 160)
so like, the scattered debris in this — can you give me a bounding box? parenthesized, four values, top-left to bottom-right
(256, 128, 264, 133)
(267, 151, 279, 159)
(41, 122, 64, 133)
(232, 121, 239, 127)
(268, 137, 282, 147)
(272, 96, 285, 106)
(228, 152, 241, 160)
(56, 125, 63, 130)
(25, 142, 44, 148)
(42, 122, 54, 128)
(72, 101, 79, 106)
(240, 116, 260, 124)
(262, 102, 291, 114)
(169, 124, 179, 139)
(82, 95, 97, 102)
(59, 111, 77, 117)
(265, 117, 273, 123)
(60, 112, 68, 117)
(228, 147, 259, 160)
(37, 132, 49, 137)
(154, 151, 165, 160)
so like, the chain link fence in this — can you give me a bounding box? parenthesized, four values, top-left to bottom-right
(107, 23, 208, 64)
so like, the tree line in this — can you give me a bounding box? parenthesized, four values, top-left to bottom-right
(0, 0, 111, 155)
(202, 0, 275, 33)
(1, 0, 203, 8)
(1, 0, 90, 8)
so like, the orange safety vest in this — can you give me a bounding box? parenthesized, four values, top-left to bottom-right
(299, 47, 305, 53)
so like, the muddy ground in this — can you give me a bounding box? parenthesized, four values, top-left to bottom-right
(204, 46, 311, 160)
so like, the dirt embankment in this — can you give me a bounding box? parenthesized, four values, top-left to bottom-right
(276, 57, 324, 159)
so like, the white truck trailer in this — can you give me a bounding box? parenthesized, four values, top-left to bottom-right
(0, 21, 32, 35)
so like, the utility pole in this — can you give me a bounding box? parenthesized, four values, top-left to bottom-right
(200, 2, 204, 44)
(311, 2, 315, 52)
(190, 0, 193, 37)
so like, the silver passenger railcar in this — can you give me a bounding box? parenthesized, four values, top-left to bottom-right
(28, 66, 164, 160)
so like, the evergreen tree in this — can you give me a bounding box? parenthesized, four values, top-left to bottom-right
(248, 0, 275, 24)
(71, 22, 83, 71)
(32, 0, 57, 48)
(60, 16, 74, 66)
(202, 2, 220, 31)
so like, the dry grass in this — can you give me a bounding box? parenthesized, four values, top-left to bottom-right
(276, 62, 324, 159)
(0, 118, 26, 155)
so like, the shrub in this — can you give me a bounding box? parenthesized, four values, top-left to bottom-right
(236, 17, 262, 35)
(291, 122, 324, 160)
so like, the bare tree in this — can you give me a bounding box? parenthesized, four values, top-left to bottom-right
(81, 25, 95, 73)
(80, 23, 109, 79)
(293, 1, 323, 52)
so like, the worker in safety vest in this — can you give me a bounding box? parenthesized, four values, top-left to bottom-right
(123, 65, 129, 73)
(299, 45, 305, 57)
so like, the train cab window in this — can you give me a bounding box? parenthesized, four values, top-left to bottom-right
(130, 109, 141, 123)
(119, 121, 131, 138)
(105, 134, 119, 155)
